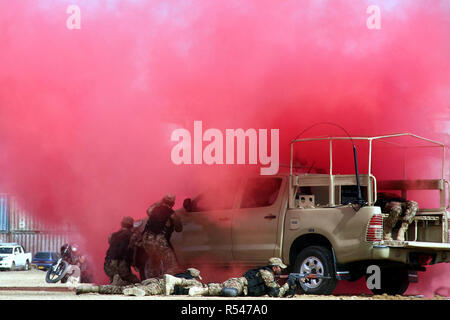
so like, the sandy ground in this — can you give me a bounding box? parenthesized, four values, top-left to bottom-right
(0, 269, 448, 300)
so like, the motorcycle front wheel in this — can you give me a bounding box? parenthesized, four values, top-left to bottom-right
(45, 261, 69, 283)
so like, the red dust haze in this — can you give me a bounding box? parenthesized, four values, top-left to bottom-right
(0, 0, 449, 295)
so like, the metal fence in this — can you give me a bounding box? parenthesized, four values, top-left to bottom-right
(0, 195, 9, 232)
(0, 195, 73, 233)
(0, 194, 77, 257)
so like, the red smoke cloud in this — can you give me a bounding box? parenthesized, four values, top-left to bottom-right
(0, 0, 448, 294)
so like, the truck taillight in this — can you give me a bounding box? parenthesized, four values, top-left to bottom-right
(366, 214, 383, 242)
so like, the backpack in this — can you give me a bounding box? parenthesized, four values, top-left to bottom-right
(243, 266, 270, 296)
(144, 205, 174, 235)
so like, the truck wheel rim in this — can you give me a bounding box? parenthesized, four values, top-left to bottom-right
(300, 256, 324, 289)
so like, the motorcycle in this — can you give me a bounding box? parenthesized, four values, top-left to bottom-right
(45, 243, 91, 283)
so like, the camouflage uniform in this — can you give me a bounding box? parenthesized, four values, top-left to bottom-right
(142, 233, 179, 277)
(204, 277, 249, 296)
(258, 268, 290, 297)
(97, 284, 131, 295)
(383, 200, 418, 241)
(104, 217, 140, 285)
(76, 268, 203, 296)
(103, 259, 139, 285)
(78, 279, 165, 295)
(190, 258, 294, 297)
(142, 194, 181, 277)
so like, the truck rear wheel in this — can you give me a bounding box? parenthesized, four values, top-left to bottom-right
(366, 267, 409, 295)
(293, 246, 338, 295)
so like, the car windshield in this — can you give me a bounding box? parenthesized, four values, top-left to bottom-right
(0, 247, 13, 254)
(34, 252, 51, 259)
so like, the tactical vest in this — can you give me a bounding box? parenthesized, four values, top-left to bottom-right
(105, 229, 133, 261)
(243, 266, 272, 296)
(144, 205, 174, 235)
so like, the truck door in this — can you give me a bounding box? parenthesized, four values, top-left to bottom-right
(14, 247, 24, 266)
(232, 176, 286, 264)
(172, 182, 239, 265)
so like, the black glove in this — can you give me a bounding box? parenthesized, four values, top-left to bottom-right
(286, 275, 297, 297)
(287, 286, 297, 297)
(287, 274, 296, 287)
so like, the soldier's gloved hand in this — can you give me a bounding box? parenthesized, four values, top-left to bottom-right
(287, 274, 296, 287)
(287, 284, 297, 297)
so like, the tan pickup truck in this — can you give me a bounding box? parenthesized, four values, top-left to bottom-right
(171, 133, 450, 295)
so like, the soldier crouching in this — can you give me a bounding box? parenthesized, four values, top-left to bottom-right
(376, 193, 418, 241)
(142, 194, 183, 277)
(104, 216, 140, 285)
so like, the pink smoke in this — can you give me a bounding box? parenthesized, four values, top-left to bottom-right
(0, 0, 448, 293)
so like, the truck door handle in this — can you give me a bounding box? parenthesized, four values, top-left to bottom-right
(264, 215, 276, 220)
(218, 217, 230, 221)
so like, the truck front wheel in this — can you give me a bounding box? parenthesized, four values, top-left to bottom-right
(293, 246, 338, 295)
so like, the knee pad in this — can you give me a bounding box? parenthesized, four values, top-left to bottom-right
(221, 287, 239, 297)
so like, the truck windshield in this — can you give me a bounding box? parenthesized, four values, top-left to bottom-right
(0, 247, 13, 254)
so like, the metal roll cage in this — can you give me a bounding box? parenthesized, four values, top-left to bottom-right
(289, 133, 447, 208)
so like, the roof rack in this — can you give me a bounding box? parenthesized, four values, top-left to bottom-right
(289, 133, 447, 208)
(290, 133, 446, 180)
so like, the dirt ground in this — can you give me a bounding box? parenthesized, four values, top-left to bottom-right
(0, 269, 448, 300)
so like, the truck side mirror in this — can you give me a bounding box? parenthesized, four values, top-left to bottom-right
(183, 198, 192, 212)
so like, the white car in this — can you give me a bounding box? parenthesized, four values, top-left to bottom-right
(0, 243, 32, 271)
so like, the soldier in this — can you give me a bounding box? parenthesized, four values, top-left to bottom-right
(104, 216, 140, 285)
(142, 194, 183, 278)
(76, 268, 203, 296)
(376, 193, 418, 241)
(188, 257, 297, 297)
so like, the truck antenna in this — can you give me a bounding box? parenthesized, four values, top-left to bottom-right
(353, 144, 365, 207)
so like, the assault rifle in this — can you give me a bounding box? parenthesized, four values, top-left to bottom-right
(277, 272, 332, 282)
(276, 273, 332, 297)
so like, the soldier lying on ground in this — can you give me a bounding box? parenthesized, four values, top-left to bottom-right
(375, 193, 418, 241)
(76, 268, 202, 296)
(188, 257, 297, 297)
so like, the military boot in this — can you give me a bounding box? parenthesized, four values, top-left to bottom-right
(383, 224, 393, 241)
(76, 285, 99, 295)
(164, 274, 183, 295)
(396, 222, 409, 241)
(188, 286, 209, 296)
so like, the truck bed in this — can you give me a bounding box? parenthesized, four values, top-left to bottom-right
(383, 240, 450, 250)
